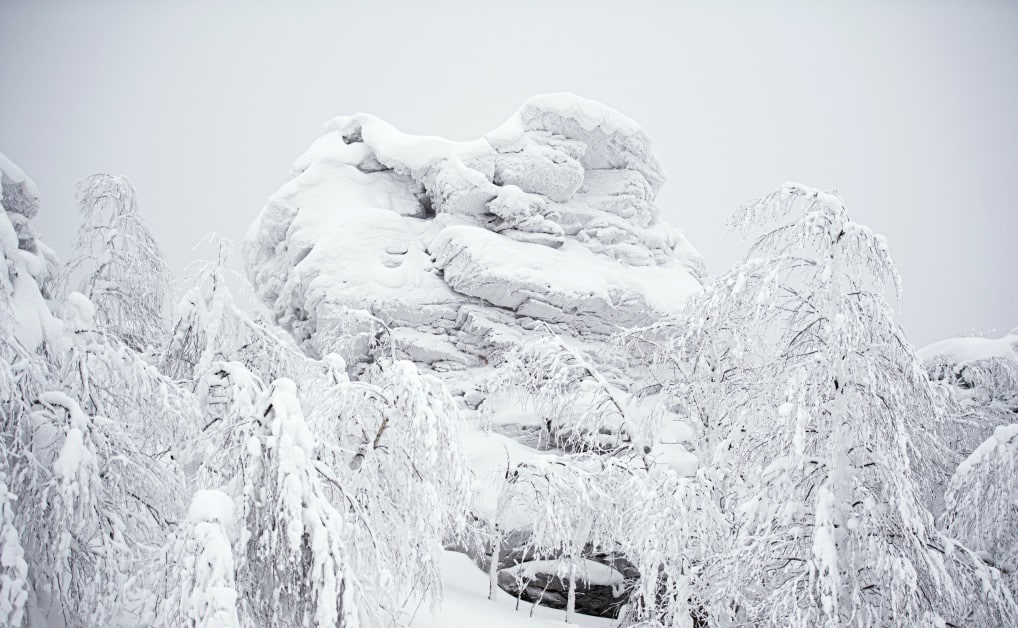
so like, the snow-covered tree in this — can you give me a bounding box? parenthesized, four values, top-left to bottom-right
(490, 332, 649, 457)
(17, 389, 172, 627)
(158, 490, 243, 628)
(190, 358, 473, 627)
(192, 360, 266, 491)
(499, 455, 634, 623)
(941, 424, 1018, 591)
(616, 469, 721, 628)
(306, 357, 474, 617)
(660, 183, 1016, 626)
(234, 378, 360, 628)
(59, 290, 199, 456)
(163, 237, 318, 386)
(1, 157, 181, 627)
(925, 346, 1018, 460)
(63, 174, 170, 352)
(0, 477, 28, 627)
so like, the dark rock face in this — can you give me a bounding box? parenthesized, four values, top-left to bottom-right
(495, 531, 638, 618)
(496, 561, 629, 618)
(448, 528, 640, 619)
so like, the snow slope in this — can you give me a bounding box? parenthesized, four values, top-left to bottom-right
(406, 551, 615, 628)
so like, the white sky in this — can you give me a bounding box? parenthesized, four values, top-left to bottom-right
(1, 0, 1015, 347)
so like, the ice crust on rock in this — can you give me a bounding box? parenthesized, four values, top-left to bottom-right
(245, 93, 705, 372)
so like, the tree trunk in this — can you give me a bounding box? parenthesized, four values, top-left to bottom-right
(565, 563, 576, 623)
(488, 526, 501, 601)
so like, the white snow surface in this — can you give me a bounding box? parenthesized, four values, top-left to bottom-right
(406, 551, 614, 628)
(511, 559, 625, 589)
(188, 490, 235, 528)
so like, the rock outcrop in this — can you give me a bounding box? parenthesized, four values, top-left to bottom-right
(0, 152, 61, 350)
(244, 93, 704, 376)
(244, 94, 706, 618)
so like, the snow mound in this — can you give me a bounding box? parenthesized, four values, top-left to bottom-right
(188, 490, 235, 527)
(918, 331, 1018, 367)
(512, 558, 625, 589)
(245, 93, 704, 371)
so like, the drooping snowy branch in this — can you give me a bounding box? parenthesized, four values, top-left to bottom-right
(489, 333, 650, 457)
(306, 358, 474, 616)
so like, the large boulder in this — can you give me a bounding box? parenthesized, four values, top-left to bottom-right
(496, 557, 635, 618)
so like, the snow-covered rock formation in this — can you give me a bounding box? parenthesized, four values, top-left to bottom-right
(245, 96, 706, 617)
(245, 94, 704, 377)
(0, 152, 61, 351)
(919, 330, 1018, 369)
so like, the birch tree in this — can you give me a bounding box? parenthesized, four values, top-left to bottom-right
(665, 183, 1016, 626)
(490, 333, 648, 457)
(926, 351, 1018, 461)
(158, 490, 243, 628)
(500, 455, 634, 623)
(234, 378, 361, 628)
(63, 174, 170, 353)
(306, 358, 474, 617)
(941, 424, 1018, 592)
(163, 237, 318, 386)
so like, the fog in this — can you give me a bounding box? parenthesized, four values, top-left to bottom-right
(2, 0, 1015, 346)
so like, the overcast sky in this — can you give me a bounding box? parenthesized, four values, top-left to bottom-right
(1, 0, 1015, 347)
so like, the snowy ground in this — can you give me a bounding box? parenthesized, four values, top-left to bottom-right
(406, 551, 617, 628)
